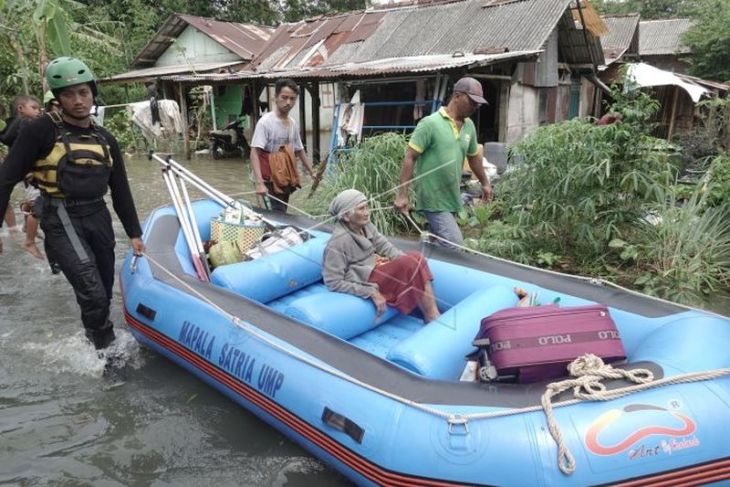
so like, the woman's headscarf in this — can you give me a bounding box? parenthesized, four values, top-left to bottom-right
(329, 189, 367, 221)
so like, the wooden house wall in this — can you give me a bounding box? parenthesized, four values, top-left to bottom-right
(156, 26, 240, 66)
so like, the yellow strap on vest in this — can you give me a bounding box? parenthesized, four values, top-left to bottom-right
(32, 116, 112, 197)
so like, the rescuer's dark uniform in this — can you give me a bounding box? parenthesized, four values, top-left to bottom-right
(0, 57, 142, 349)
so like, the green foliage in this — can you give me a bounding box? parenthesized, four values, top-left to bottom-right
(628, 193, 730, 305)
(464, 219, 531, 263)
(283, 0, 367, 22)
(464, 85, 730, 305)
(695, 96, 730, 152)
(592, 0, 692, 19)
(706, 153, 730, 207)
(457, 202, 496, 229)
(0, 0, 369, 106)
(682, 0, 730, 82)
(35, 0, 72, 55)
(303, 133, 409, 236)
(103, 110, 142, 153)
(497, 91, 676, 264)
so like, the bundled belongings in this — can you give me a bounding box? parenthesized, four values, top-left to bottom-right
(208, 205, 266, 267)
(472, 303, 626, 383)
(208, 240, 243, 268)
(210, 218, 266, 254)
(245, 226, 308, 260)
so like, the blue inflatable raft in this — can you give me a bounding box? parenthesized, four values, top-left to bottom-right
(120, 199, 730, 486)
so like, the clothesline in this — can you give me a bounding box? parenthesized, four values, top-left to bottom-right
(100, 102, 137, 109)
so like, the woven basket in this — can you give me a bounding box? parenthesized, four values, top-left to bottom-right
(210, 219, 266, 252)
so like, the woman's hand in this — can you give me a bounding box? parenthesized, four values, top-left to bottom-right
(371, 291, 387, 316)
(374, 254, 390, 267)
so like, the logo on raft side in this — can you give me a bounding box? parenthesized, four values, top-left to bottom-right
(584, 402, 700, 460)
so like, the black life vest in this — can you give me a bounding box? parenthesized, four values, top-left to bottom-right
(32, 112, 112, 200)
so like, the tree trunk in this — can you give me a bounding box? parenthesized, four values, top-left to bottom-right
(8, 30, 30, 95)
(36, 26, 49, 93)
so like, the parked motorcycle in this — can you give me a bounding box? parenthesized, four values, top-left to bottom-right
(209, 118, 250, 159)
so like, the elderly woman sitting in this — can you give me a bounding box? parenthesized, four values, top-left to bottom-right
(323, 189, 440, 323)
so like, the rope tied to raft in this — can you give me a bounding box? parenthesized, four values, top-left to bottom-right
(541, 354, 654, 475)
(139, 252, 730, 478)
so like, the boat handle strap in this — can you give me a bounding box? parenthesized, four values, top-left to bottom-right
(322, 407, 364, 444)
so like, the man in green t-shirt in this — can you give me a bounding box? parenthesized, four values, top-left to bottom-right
(394, 77, 492, 247)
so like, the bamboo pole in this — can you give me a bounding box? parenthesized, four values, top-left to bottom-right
(179, 83, 190, 160)
(311, 81, 321, 164)
(668, 87, 679, 140)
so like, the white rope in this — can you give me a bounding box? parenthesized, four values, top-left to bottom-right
(538, 354, 730, 475)
(227, 190, 259, 198)
(141, 252, 456, 420)
(264, 192, 318, 219)
(542, 355, 653, 475)
(141, 163, 730, 476)
(137, 253, 730, 437)
(261, 157, 458, 238)
(401, 212, 730, 320)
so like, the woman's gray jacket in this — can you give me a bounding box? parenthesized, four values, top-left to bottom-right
(322, 222, 403, 298)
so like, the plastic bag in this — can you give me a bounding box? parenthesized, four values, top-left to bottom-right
(245, 226, 305, 260)
(208, 240, 243, 268)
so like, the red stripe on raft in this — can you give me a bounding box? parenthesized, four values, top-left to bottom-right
(613, 458, 730, 487)
(122, 305, 730, 487)
(123, 309, 471, 487)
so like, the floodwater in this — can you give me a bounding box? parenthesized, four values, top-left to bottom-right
(0, 155, 349, 486)
(2, 154, 729, 486)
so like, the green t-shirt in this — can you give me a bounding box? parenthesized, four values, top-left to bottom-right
(408, 108, 478, 212)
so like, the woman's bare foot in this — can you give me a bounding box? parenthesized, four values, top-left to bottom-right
(423, 310, 440, 324)
(22, 241, 44, 259)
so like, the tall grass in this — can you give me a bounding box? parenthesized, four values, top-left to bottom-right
(631, 193, 730, 305)
(303, 133, 411, 235)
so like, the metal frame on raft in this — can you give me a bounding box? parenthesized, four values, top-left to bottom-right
(148, 151, 276, 281)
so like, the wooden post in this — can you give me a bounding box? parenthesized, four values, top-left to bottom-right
(209, 86, 218, 131)
(179, 82, 190, 160)
(310, 81, 321, 163)
(498, 81, 510, 142)
(251, 80, 260, 128)
(667, 86, 679, 140)
(299, 81, 307, 150)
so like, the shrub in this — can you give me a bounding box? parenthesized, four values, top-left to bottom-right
(103, 110, 141, 153)
(706, 153, 730, 207)
(303, 132, 410, 235)
(629, 193, 730, 305)
(498, 114, 677, 265)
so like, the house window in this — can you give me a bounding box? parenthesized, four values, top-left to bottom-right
(320, 83, 334, 109)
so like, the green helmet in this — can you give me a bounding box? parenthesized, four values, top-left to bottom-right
(43, 90, 56, 105)
(46, 57, 97, 97)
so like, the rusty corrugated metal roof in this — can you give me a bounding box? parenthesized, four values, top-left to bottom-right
(558, 8, 604, 67)
(639, 18, 692, 56)
(180, 14, 273, 59)
(164, 50, 542, 82)
(131, 13, 273, 68)
(101, 61, 245, 84)
(249, 0, 588, 73)
(601, 14, 639, 65)
(162, 0, 604, 83)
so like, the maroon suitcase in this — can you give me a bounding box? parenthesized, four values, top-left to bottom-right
(474, 304, 626, 383)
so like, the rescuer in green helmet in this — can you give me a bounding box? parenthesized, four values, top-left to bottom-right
(0, 56, 144, 352)
(43, 90, 61, 114)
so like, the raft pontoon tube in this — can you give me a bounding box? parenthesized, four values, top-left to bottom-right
(121, 199, 730, 486)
